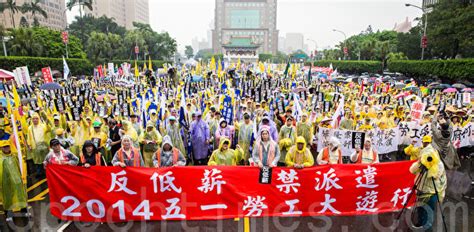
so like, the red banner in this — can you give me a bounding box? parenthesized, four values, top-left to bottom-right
(47, 161, 416, 222)
(41, 67, 53, 83)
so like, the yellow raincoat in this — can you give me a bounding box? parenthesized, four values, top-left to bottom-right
(285, 136, 314, 167)
(208, 138, 243, 166)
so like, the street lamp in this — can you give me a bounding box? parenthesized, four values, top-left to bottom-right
(306, 38, 318, 60)
(332, 29, 348, 60)
(1, 36, 13, 57)
(405, 3, 428, 60)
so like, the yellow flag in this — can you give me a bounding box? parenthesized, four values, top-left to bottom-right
(217, 59, 222, 78)
(12, 83, 21, 111)
(259, 61, 265, 73)
(196, 61, 201, 75)
(134, 60, 139, 77)
(237, 58, 241, 70)
(143, 61, 147, 71)
(103, 64, 107, 76)
(148, 56, 153, 71)
(210, 56, 216, 71)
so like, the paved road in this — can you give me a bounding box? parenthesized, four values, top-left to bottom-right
(1, 161, 472, 232)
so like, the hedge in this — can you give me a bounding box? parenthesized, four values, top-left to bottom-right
(309, 60, 383, 74)
(387, 59, 474, 83)
(0, 57, 169, 76)
(0, 56, 93, 75)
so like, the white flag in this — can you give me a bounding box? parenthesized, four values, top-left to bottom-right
(63, 56, 70, 80)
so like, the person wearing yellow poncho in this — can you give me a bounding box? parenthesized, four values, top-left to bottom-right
(278, 117, 296, 166)
(139, 121, 163, 167)
(42, 112, 67, 141)
(409, 135, 447, 231)
(237, 112, 253, 164)
(0, 140, 28, 221)
(27, 113, 51, 176)
(285, 136, 314, 168)
(339, 111, 355, 130)
(208, 137, 244, 166)
(404, 135, 433, 161)
(120, 120, 139, 147)
(296, 113, 313, 146)
(358, 118, 374, 131)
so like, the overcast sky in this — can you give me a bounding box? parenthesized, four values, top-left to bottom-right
(69, 0, 424, 53)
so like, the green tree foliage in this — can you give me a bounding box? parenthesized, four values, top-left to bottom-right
(396, 25, 423, 60)
(21, 0, 48, 24)
(68, 15, 127, 49)
(68, 17, 177, 61)
(184, 45, 194, 59)
(7, 27, 86, 58)
(425, 0, 474, 58)
(194, 49, 213, 61)
(258, 53, 272, 62)
(0, 0, 21, 28)
(336, 30, 398, 61)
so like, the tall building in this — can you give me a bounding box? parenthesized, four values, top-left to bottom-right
(284, 33, 304, 53)
(212, 0, 279, 61)
(85, 0, 149, 29)
(422, 0, 438, 9)
(0, 0, 67, 30)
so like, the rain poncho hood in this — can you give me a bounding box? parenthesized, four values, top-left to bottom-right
(296, 136, 306, 153)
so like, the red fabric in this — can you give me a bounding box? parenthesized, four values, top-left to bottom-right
(41, 67, 53, 83)
(47, 161, 416, 222)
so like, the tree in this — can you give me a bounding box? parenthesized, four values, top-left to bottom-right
(66, 0, 93, 18)
(322, 49, 343, 60)
(69, 15, 126, 49)
(184, 45, 194, 59)
(289, 49, 309, 62)
(273, 51, 288, 63)
(0, 0, 21, 28)
(425, 0, 474, 58)
(7, 28, 44, 56)
(30, 27, 86, 59)
(396, 25, 423, 60)
(19, 17, 29, 28)
(86, 31, 111, 63)
(21, 0, 48, 25)
(195, 48, 213, 61)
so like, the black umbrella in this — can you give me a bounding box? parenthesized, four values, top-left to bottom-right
(40, 82, 62, 90)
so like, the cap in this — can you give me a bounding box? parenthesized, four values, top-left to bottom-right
(150, 109, 157, 114)
(169, 116, 176, 121)
(55, 128, 64, 135)
(93, 121, 102, 128)
(83, 140, 95, 148)
(53, 115, 60, 120)
(422, 135, 432, 143)
(0, 140, 10, 147)
(50, 139, 60, 147)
